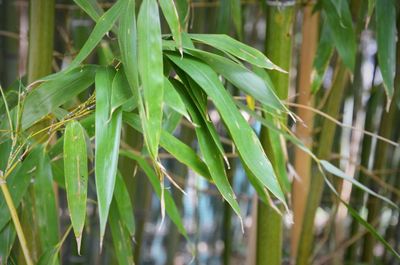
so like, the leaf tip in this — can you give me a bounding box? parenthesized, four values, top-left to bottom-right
(76, 235, 82, 255)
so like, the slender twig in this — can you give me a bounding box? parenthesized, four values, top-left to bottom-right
(0, 178, 33, 265)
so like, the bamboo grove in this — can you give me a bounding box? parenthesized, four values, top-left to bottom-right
(0, 0, 399, 264)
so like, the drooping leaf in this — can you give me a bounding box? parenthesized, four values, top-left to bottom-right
(321, 0, 356, 70)
(34, 146, 60, 251)
(187, 49, 286, 112)
(64, 120, 88, 252)
(123, 112, 211, 181)
(111, 68, 135, 115)
(189, 34, 283, 71)
(73, 0, 104, 21)
(119, 150, 188, 240)
(109, 200, 135, 265)
(95, 67, 123, 246)
(173, 83, 242, 219)
(376, 0, 397, 105)
(163, 77, 191, 122)
(22, 65, 97, 129)
(320, 160, 397, 208)
(0, 222, 16, 264)
(0, 147, 40, 231)
(159, 0, 183, 53)
(66, 0, 123, 71)
(168, 54, 286, 204)
(137, 0, 164, 159)
(114, 172, 135, 237)
(311, 21, 334, 93)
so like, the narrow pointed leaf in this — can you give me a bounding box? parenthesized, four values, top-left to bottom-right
(114, 173, 135, 237)
(168, 54, 285, 204)
(189, 34, 282, 71)
(119, 150, 188, 239)
(95, 67, 123, 244)
(138, 0, 164, 159)
(321, 0, 356, 70)
(22, 65, 96, 129)
(164, 77, 191, 122)
(188, 49, 286, 112)
(73, 0, 104, 21)
(0, 222, 16, 264)
(159, 0, 183, 53)
(376, 0, 397, 104)
(34, 146, 60, 250)
(123, 112, 211, 181)
(111, 68, 135, 115)
(109, 200, 135, 265)
(66, 0, 123, 71)
(64, 120, 88, 252)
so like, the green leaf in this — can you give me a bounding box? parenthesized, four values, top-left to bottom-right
(376, 0, 397, 104)
(114, 172, 135, 237)
(111, 68, 135, 115)
(123, 112, 212, 181)
(22, 65, 97, 129)
(189, 34, 283, 71)
(323, 177, 400, 260)
(311, 21, 334, 93)
(34, 146, 60, 250)
(137, 0, 164, 159)
(64, 120, 88, 253)
(109, 200, 135, 265)
(73, 0, 103, 21)
(95, 67, 123, 246)
(118, 0, 139, 94)
(319, 160, 397, 208)
(119, 150, 188, 240)
(175, 0, 190, 31)
(0, 222, 16, 264)
(231, 0, 243, 40)
(0, 147, 40, 231)
(321, 0, 356, 70)
(66, 0, 123, 71)
(163, 77, 191, 122)
(174, 83, 242, 219)
(159, 0, 183, 54)
(168, 54, 286, 205)
(187, 49, 286, 112)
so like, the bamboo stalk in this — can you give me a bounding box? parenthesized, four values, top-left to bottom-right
(296, 62, 349, 265)
(291, 3, 319, 260)
(256, 1, 295, 265)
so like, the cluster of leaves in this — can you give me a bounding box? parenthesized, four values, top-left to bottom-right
(0, 0, 399, 264)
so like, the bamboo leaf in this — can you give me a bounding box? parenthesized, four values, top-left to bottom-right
(109, 200, 135, 265)
(175, 0, 190, 31)
(34, 146, 60, 250)
(95, 67, 123, 246)
(189, 34, 283, 71)
(231, 0, 243, 40)
(64, 120, 88, 253)
(0, 222, 16, 264)
(168, 54, 286, 205)
(0, 148, 40, 231)
(73, 0, 104, 21)
(321, 0, 356, 70)
(137, 0, 164, 159)
(111, 68, 135, 115)
(175, 83, 242, 219)
(123, 112, 212, 181)
(22, 65, 97, 129)
(163, 77, 191, 122)
(187, 49, 286, 112)
(66, 0, 123, 71)
(114, 172, 135, 237)
(320, 160, 397, 208)
(376, 0, 397, 105)
(311, 21, 334, 93)
(159, 0, 183, 54)
(119, 150, 189, 240)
